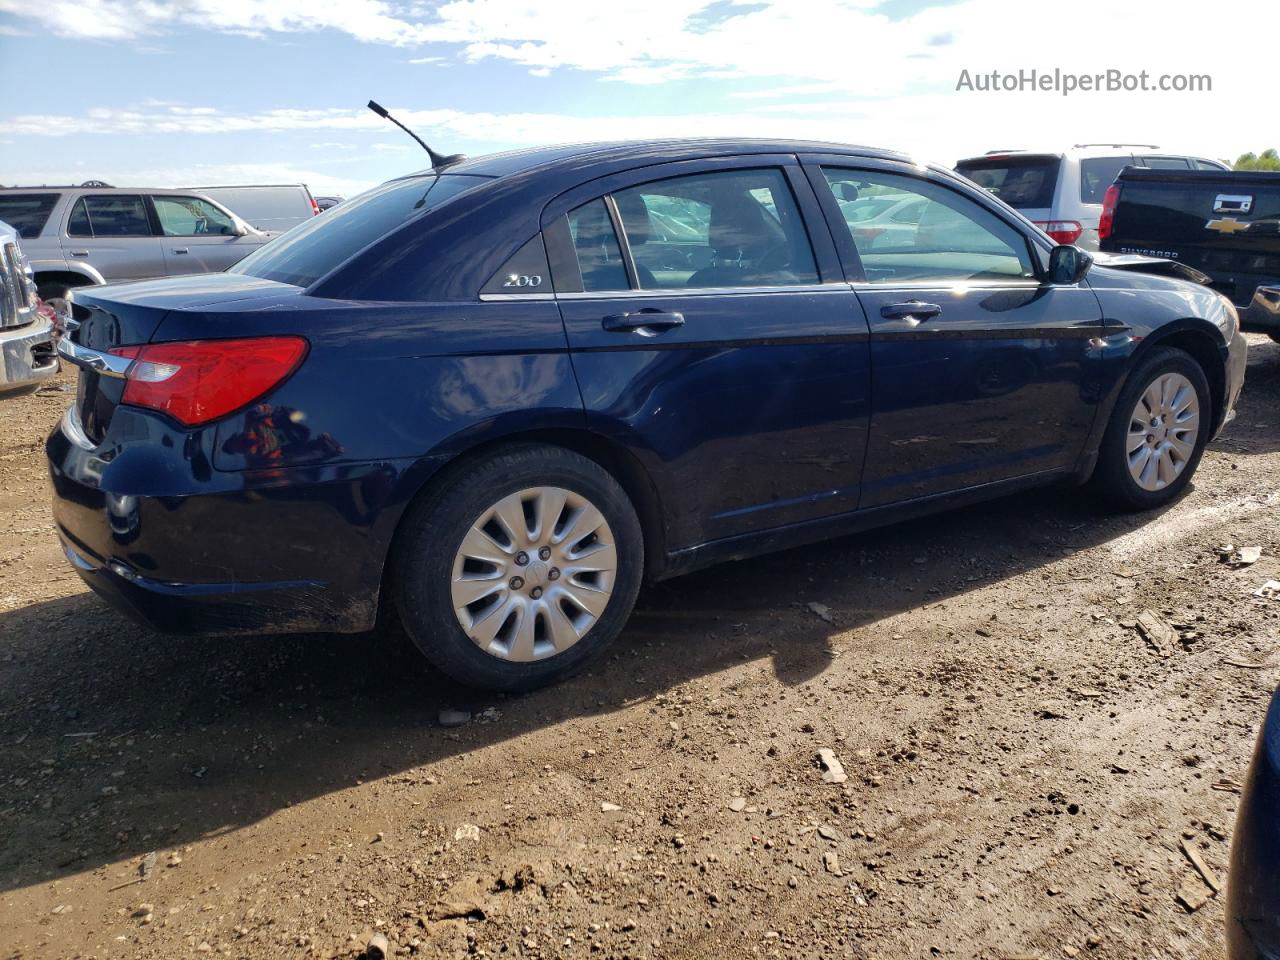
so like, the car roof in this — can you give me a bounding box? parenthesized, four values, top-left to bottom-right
(958, 145, 1218, 162)
(407, 138, 915, 180)
(0, 185, 229, 196)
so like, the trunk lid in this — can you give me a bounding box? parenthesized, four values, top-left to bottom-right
(68, 274, 301, 443)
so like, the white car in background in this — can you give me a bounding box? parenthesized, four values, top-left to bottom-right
(183, 183, 320, 233)
(953, 145, 1230, 250)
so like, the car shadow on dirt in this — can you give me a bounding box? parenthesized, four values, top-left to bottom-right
(0, 335, 1276, 894)
(0, 485, 1167, 894)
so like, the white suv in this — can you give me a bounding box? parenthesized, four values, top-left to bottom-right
(953, 145, 1230, 250)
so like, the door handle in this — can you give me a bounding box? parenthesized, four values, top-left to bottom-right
(71, 251, 89, 258)
(880, 301, 942, 321)
(172, 247, 189, 255)
(601, 309, 685, 335)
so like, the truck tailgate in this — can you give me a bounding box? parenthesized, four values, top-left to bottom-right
(1106, 168, 1280, 306)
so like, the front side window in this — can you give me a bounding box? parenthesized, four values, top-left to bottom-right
(821, 169, 1035, 284)
(0, 193, 59, 238)
(153, 196, 237, 236)
(612, 169, 818, 289)
(67, 195, 152, 238)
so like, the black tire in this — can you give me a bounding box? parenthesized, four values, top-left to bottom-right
(1269, 332, 1280, 345)
(1091, 347, 1211, 510)
(392, 444, 644, 691)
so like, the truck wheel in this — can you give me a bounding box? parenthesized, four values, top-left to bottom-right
(1092, 347, 1211, 510)
(392, 444, 644, 691)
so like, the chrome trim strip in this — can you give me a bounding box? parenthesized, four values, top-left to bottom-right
(555, 283, 848, 300)
(57, 337, 132, 378)
(478, 292, 557, 302)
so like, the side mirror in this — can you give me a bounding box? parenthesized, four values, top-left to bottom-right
(1048, 244, 1093, 285)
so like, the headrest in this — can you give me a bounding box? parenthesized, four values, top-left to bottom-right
(708, 192, 773, 260)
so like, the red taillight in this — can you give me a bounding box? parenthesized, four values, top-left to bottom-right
(1033, 220, 1083, 245)
(1098, 184, 1121, 243)
(110, 337, 308, 426)
(310, 196, 321, 216)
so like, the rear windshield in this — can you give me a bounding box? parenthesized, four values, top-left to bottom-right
(0, 193, 59, 238)
(954, 156, 1060, 209)
(1079, 157, 1132, 204)
(230, 175, 488, 288)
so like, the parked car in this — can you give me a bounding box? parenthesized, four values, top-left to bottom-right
(184, 184, 320, 232)
(1098, 166, 1280, 340)
(314, 195, 344, 212)
(954, 146, 1230, 251)
(48, 138, 1246, 691)
(1227, 687, 1280, 959)
(0, 186, 276, 312)
(0, 219, 58, 395)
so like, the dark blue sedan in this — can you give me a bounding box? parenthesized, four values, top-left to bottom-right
(1229, 688, 1280, 958)
(48, 139, 1247, 689)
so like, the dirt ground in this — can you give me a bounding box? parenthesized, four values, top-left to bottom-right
(2, 337, 1279, 960)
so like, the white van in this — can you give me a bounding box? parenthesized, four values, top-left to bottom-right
(953, 145, 1230, 250)
(184, 184, 319, 233)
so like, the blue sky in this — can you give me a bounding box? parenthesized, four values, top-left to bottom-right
(0, 0, 1271, 197)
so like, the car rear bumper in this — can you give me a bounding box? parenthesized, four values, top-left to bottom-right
(0, 317, 58, 394)
(1227, 689, 1280, 959)
(46, 404, 413, 635)
(57, 531, 337, 634)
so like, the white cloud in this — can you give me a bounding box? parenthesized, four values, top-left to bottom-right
(0, 97, 1256, 171)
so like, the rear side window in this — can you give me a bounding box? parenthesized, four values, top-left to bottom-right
(67, 195, 153, 237)
(231, 175, 486, 288)
(954, 156, 1061, 209)
(612, 168, 819, 289)
(0, 193, 59, 238)
(567, 199, 628, 292)
(1079, 157, 1132, 204)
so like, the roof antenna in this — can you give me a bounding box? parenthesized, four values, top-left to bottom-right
(367, 100, 464, 170)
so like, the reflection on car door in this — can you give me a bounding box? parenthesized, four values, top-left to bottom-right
(62, 194, 166, 281)
(546, 158, 872, 551)
(152, 195, 258, 275)
(807, 158, 1103, 508)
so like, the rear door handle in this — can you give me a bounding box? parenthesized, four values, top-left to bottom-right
(880, 301, 942, 321)
(71, 251, 89, 258)
(601, 309, 685, 335)
(172, 247, 189, 255)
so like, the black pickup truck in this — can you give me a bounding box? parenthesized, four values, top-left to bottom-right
(1100, 166, 1280, 340)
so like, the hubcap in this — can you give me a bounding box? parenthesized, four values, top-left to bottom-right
(450, 486, 617, 662)
(1126, 372, 1199, 491)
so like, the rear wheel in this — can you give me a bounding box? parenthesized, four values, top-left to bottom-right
(1092, 347, 1210, 510)
(392, 444, 643, 691)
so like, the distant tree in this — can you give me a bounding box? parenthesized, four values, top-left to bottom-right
(1235, 149, 1280, 171)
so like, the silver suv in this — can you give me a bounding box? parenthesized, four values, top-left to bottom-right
(954, 145, 1230, 250)
(0, 186, 277, 310)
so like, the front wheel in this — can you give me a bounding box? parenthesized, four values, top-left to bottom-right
(392, 444, 644, 691)
(1091, 347, 1211, 510)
